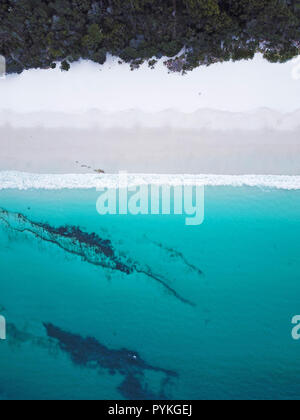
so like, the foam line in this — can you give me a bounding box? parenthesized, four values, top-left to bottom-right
(0, 171, 300, 190)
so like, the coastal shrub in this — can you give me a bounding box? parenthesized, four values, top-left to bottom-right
(0, 0, 299, 73)
(60, 60, 70, 71)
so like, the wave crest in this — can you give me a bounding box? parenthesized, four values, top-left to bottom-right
(0, 171, 300, 190)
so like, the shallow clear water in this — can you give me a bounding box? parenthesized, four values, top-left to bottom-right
(0, 186, 300, 400)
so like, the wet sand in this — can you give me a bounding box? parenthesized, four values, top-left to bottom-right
(0, 111, 299, 175)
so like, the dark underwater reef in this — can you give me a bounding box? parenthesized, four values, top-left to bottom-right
(0, 207, 195, 306)
(150, 239, 203, 277)
(44, 323, 177, 399)
(5, 321, 177, 400)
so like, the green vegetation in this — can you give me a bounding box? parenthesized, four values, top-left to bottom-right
(1, 0, 300, 74)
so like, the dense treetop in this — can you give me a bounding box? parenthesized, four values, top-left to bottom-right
(1, 0, 300, 73)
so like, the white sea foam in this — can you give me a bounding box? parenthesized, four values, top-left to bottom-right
(0, 171, 300, 191)
(1, 108, 300, 131)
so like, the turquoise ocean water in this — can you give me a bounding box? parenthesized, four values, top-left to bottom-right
(0, 186, 300, 400)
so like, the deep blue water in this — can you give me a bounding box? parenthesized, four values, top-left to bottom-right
(0, 186, 300, 400)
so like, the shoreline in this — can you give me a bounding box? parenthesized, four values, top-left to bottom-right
(1, 171, 300, 191)
(0, 121, 299, 176)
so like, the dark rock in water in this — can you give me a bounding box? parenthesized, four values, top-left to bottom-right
(44, 323, 177, 400)
(118, 374, 157, 401)
(151, 240, 203, 276)
(0, 208, 195, 306)
(44, 322, 176, 376)
(5, 320, 176, 399)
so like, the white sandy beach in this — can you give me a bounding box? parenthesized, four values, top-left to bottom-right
(0, 54, 299, 175)
(2, 54, 300, 114)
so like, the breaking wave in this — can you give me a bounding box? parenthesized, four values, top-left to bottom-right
(0, 171, 300, 190)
